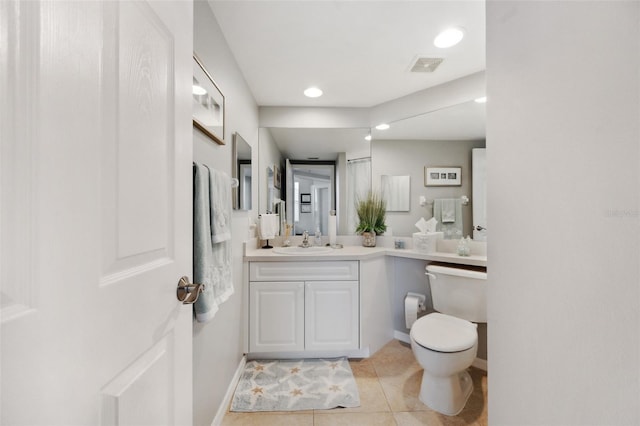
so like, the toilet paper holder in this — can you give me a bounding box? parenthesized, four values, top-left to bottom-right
(406, 292, 426, 310)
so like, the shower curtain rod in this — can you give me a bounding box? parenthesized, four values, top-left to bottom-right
(347, 156, 371, 163)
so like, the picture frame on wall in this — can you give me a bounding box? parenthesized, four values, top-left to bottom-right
(192, 53, 225, 145)
(300, 204, 312, 213)
(425, 166, 462, 186)
(301, 193, 311, 204)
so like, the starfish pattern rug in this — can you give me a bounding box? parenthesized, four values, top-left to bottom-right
(230, 357, 360, 412)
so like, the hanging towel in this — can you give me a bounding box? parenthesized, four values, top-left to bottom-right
(208, 167, 232, 243)
(193, 163, 234, 323)
(440, 199, 456, 223)
(433, 198, 463, 239)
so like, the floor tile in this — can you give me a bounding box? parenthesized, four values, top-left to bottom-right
(221, 412, 313, 426)
(315, 376, 390, 414)
(378, 369, 430, 412)
(370, 341, 422, 379)
(314, 411, 398, 426)
(393, 411, 445, 426)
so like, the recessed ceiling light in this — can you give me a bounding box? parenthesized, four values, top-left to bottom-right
(375, 123, 390, 130)
(192, 84, 207, 95)
(304, 87, 323, 98)
(474, 96, 487, 103)
(364, 134, 372, 141)
(434, 27, 464, 48)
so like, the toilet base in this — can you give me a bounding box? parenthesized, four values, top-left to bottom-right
(419, 369, 473, 416)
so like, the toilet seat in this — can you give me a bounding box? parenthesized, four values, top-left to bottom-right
(411, 313, 477, 353)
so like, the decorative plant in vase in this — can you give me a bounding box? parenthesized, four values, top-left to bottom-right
(355, 191, 387, 247)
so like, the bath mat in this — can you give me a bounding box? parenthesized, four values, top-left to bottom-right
(230, 357, 360, 412)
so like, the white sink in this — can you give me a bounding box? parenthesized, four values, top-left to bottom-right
(272, 246, 333, 255)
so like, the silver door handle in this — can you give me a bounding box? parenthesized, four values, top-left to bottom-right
(176, 276, 205, 304)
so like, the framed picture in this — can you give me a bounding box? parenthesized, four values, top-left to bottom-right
(301, 193, 311, 204)
(425, 166, 462, 186)
(273, 165, 281, 189)
(300, 204, 312, 213)
(192, 53, 225, 145)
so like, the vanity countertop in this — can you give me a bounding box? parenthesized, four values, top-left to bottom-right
(244, 244, 487, 267)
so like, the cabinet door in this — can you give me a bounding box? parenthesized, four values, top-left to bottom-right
(250, 281, 304, 353)
(305, 281, 359, 351)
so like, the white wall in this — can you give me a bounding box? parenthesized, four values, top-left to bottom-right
(372, 139, 485, 237)
(192, 3, 259, 425)
(487, 1, 639, 424)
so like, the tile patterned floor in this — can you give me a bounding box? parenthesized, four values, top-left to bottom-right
(222, 339, 488, 425)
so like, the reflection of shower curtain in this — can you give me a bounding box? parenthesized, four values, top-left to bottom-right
(346, 158, 371, 234)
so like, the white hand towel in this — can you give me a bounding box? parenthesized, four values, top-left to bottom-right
(259, 214, 279, 239)
(433, 198, 463, 239)
(207, 167, 232, 243)
(193, 164, 234, 323)
(440, 199, 456, 223)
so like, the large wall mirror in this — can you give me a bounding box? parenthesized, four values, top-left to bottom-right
(232, 132, 252, 210)
(257, 82, 487, 238)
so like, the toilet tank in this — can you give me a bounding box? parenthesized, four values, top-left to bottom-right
(426, 264, 487, 323)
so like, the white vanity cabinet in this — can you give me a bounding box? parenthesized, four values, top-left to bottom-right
(249, 261, 359, 355)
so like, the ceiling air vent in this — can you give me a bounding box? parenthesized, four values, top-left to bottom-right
(410, 57, 444, 73)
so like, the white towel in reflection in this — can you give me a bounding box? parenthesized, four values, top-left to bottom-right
(440, 199, 456, 223)
(433, 198, 463, 239)
(259, 214, 279, 239)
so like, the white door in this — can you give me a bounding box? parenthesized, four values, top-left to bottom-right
(472, 148, 487, 241)
(1, 1, 193, 424)
(305, 281, 359, 351)
(249, 281, 305, 353)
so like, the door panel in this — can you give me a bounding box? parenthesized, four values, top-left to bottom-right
(0, 1, 193, 424)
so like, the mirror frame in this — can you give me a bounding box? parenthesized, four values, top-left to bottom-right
(232, 132, 252, 210)
(193, 53, 225, 145)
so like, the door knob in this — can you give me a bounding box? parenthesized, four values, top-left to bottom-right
(176, 276, 205, 304)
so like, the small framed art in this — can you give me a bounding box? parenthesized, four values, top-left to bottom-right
(425, 166, 462, 186)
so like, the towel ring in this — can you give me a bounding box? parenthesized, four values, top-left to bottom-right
(176, 276, 205, 304)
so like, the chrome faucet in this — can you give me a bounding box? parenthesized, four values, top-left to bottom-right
(300, 230, 310, 248)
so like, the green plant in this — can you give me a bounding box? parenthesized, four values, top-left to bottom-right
(355, 191, 387, 234)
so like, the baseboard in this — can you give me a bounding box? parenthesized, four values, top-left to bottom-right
(393, 330, 488, 372)
(393, 330, 411, 344)
(247, 347, 370, 360)
(211, 355, 246, 426)
(472, 358, 488, 371)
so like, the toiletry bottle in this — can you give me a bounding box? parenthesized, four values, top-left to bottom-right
(328, 210, 337, 246)
(315, 227, 322, 246)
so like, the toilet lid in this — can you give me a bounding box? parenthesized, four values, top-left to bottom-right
(411, 313, 477, 352)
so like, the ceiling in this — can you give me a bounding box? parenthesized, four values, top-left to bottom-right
(207, 1, 486, 158)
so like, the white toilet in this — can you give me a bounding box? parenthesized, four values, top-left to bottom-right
(409, 263, 487, 416)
